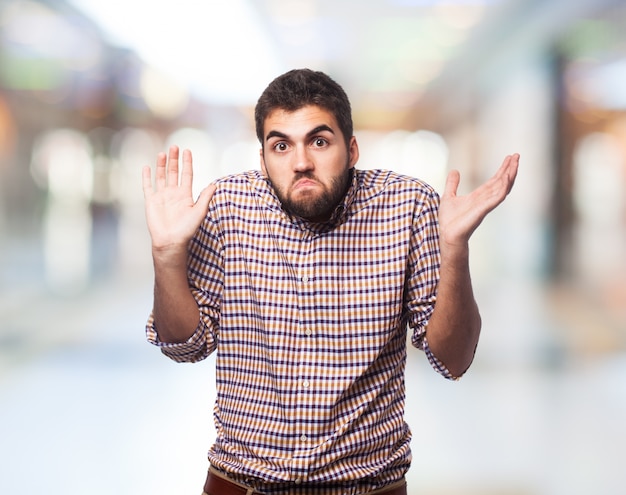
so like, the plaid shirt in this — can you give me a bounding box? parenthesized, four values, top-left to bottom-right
(146, 168, 453, 494)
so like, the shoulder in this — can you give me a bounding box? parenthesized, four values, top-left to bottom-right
(355, 169, 439, 200)
(207, 170, 279, 219)
(213, 169, 265, 189)
(210, 170, 272, 200)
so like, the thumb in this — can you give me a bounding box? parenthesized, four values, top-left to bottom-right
(443, 170, 461, 198)
(195, 184, 216, 210)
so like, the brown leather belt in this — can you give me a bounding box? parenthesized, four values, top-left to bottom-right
(204, 467, 260, 495)
(203, 466, 407, 495)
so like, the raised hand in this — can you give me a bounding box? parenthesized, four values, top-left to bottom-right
(438, 153, 519, 251)
(142, 145, 215, 254)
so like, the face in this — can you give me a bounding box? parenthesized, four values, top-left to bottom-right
(260, 105, 359, 222)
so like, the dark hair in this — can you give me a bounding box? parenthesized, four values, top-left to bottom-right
(254, 69, 353, 147)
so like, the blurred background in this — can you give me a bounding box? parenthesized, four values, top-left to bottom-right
(1, 0, 625, 494)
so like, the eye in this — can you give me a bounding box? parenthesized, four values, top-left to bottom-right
(273, 142, 288, 152)
(312, 137, 328, 148)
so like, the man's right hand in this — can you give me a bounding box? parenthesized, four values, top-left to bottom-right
(142, 145, 216, 257)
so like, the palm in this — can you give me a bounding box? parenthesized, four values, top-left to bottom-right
(438, 154, 519, 248)
(142, 146, 215, 250)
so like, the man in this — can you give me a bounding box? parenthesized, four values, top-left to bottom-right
(142, 69, 519, 495)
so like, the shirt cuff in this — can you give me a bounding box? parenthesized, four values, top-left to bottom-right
(146, 321, 208, 363)
(422, 336, 462, 381)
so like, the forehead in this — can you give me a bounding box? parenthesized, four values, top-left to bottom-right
(263, 105, 340, 138)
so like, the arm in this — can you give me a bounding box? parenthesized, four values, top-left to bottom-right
(425, 154, 519, 377)
(142, 145, 215, 343)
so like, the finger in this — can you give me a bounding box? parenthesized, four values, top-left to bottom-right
(483, 154, 519, 206)
(492, 154, 513, 181)
(154, 151, 167, 190)
(443, 169, 461, 198)
(141, 165, 153, 198)
(167, 145, 180, 186)
(498, 153, 519, 177)
(496, 153, 519, 195)
(504, 154, 520, 194)
(180, 149, 194, 190)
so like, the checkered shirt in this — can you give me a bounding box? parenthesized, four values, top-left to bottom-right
(146, 168, 453, 494)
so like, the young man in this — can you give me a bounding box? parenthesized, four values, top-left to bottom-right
(142, 69, 519, 495)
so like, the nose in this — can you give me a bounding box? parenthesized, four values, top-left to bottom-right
(293, 144, 314, 173)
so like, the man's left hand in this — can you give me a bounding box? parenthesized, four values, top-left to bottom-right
(438, 153, 520, 251)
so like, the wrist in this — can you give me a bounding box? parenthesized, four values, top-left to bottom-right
(152, 243, 189, 270)
(439, 238, 470, 261)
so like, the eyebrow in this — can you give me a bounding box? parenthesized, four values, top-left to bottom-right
(265, 124, 335, 143)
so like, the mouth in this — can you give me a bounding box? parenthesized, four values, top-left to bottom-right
(292, 178, 319, 191)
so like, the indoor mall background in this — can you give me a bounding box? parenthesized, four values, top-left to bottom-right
(1, 0, 625, 494)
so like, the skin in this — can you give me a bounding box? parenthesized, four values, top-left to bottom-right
(142, 104, 519, 376)
(427, 154, 518, 376)
(259, 106, 359, 222)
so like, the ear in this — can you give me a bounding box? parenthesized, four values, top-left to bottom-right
(348, 136, 359, 169)
(259, 148, 268, 176)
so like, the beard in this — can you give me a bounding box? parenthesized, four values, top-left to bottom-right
(269, 166, 351, 222)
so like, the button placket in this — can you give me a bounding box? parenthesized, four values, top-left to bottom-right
(291, 233, 318, 483)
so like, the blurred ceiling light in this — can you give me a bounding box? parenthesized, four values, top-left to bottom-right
(573, 132, 624, 226)
(30, 129, 94, 201)
(581, 59, 626, 110)
(1, 0, 101, 70)
(403, 129, 448, 190)
(111, 127, 163, 206)
(434, 1, 486, 30)
(357, 128, 448, 191)
(140, 66, 190, 119)
(265, 0, 317, 26)
(68, 0, 284, 106)
(566, 59, 626, 111)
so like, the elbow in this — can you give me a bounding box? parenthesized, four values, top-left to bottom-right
(452, 324, 481, 377)
(446, 352, 476, 379)
(441, 316, 482, 378)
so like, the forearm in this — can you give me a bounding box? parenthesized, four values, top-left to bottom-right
(424, 153, 518, 377)
(151, 247, 200, 343)
(425, 244, 481, 377)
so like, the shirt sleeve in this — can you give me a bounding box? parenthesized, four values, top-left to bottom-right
(145, 200, 224, 363)
(422, 336, 459, 381)
(404, 186, 458, 380)
(145, 316, 211, 363)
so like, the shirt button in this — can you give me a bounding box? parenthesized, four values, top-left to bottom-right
(300, 434, 308, 442)
(301, 275, 309, 283)
(304, 328, 313, 336)
(294, 477, 302, 484)
(302, 380, 310, 389)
